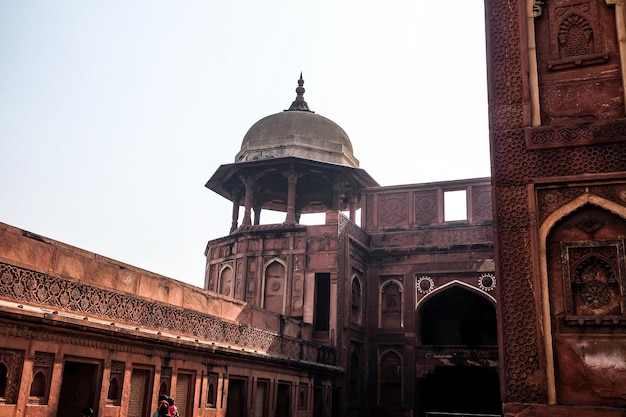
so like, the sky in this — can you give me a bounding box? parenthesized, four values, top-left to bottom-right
(0, 1, 490, 288)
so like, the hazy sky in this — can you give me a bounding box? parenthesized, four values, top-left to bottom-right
(0, 1, 490, 287)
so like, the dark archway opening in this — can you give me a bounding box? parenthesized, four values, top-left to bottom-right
(421, 286, 497, 346)
(417, 366, 502, 416)
(417, 287, 501, 416)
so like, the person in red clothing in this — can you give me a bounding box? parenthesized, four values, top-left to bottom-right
(157, 398, 170, 417)
(166, 396, 179, 417)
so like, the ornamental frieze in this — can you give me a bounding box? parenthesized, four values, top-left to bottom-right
(0, 263, 335, 366)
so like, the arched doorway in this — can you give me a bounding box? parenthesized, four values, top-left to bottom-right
(416, 285, 501, 417)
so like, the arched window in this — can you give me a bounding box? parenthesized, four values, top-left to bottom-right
(107, 361, 124, 406)
(298, 384, 308, 410)
(380, 281, 402, 328)
(206, 373, 218, 408)
(107, 377, 120, 403)
(263, 260, 286, 314)
(29, 371, 46, 397)
(379, 350, 402, 405)
(218, 265, 234, 298)
(207, 381, 216, 408)
(159, 381, 169, 397)
(351, 277, 362, 325)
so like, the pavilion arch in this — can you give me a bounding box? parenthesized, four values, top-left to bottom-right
(417, 281, 498, 346)
(379, 280, 403, 328)
(537, 193, 626, 404)
(217, 263, 234, 298)
(261, 257, 287, 314)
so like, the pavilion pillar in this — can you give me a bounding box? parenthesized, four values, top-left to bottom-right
(331, 183, 342, 211)
(242, 178, 254, 227)
(349, 194, 357, 222)
(230, 188, 241, 234)
(253, 202, 262, 225)
(285, 172, 298, 225)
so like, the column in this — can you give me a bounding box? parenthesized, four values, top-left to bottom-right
(331, 183, 342, 211)
(253, 202, 262, 225)
(349, 194, 357, 222)
(285, 172, 298, 225)
(230, 189, 241, 233)
(242, 177, 253, 227)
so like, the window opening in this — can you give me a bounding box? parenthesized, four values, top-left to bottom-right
(29, 371, 46, 397)
(206, 373, 218, 408)
(314, 273, 330, 332)
(444, 190, 467, 221)
(0, 363, 6, 398)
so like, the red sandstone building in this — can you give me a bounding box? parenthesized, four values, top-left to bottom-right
(2, 0, 626, 415)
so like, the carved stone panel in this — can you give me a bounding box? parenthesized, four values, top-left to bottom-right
(0, 348, 24, 404)
(379, 193, 409, 228)
(472, 186, 493, 222)
(246, 257, 258, 305)
(235, 259, 244, 300)
(534, 0, 622, 125)
(292, 272, 304, 317)
(414, 191, 438, 226)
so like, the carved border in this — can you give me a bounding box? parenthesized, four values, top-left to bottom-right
(525, 118, 626, 149)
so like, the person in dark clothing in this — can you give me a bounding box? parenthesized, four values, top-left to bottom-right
(80, 408, 93, 417)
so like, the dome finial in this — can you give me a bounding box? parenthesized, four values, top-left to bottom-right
(286, 72, 313, 112)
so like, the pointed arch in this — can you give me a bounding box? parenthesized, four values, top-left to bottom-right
(416, 279, 496, 310)
(418, 283, 498, 346)
(350, 275, 363, 325)
(538, 193, 626, 404)
(159, 381, 169, 397)
(29, 370, 46, 397)
(107, 376, 120, 403)
(217, 264, 235, 298)
(261, 257, 287, 314)
(379, 280, 403, 328)
(206, 373, 218, 408)
(558, 12, 593, 57)
(207, 381, 217, 408)
(378, 349, 402, 405)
